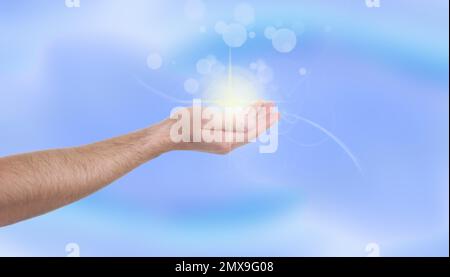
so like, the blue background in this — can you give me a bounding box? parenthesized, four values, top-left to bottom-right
(0, 0, 448, 256)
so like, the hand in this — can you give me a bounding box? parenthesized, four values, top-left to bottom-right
(161, 100, 280, 154)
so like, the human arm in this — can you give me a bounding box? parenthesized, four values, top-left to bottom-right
(0, 101, 278, 227)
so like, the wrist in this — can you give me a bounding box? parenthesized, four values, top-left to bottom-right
(147, 119, 176, 154)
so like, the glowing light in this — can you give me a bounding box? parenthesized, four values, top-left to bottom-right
(203, 51, 260, 107)
(222, 23, 248, 48)
(272, 28, 297, 53)
(264, 26, 297, 53)
(204, 73, 260, 107)
(264, 26, 277, 39)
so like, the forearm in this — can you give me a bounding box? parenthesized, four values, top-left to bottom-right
(0, 120, 172, 227)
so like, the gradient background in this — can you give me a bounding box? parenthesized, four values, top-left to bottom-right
(0, 0, 448, 256)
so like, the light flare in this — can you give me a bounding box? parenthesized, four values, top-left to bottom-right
(203, 49, 261, 107)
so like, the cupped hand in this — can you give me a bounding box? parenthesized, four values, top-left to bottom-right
(163, 100, 280, 154)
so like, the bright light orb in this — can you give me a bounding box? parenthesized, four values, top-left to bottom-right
(272, 28, 297, 53)
(222, 23, 248, 48)
(264, 26, 277, 39)
(203, 67, 261, 107)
